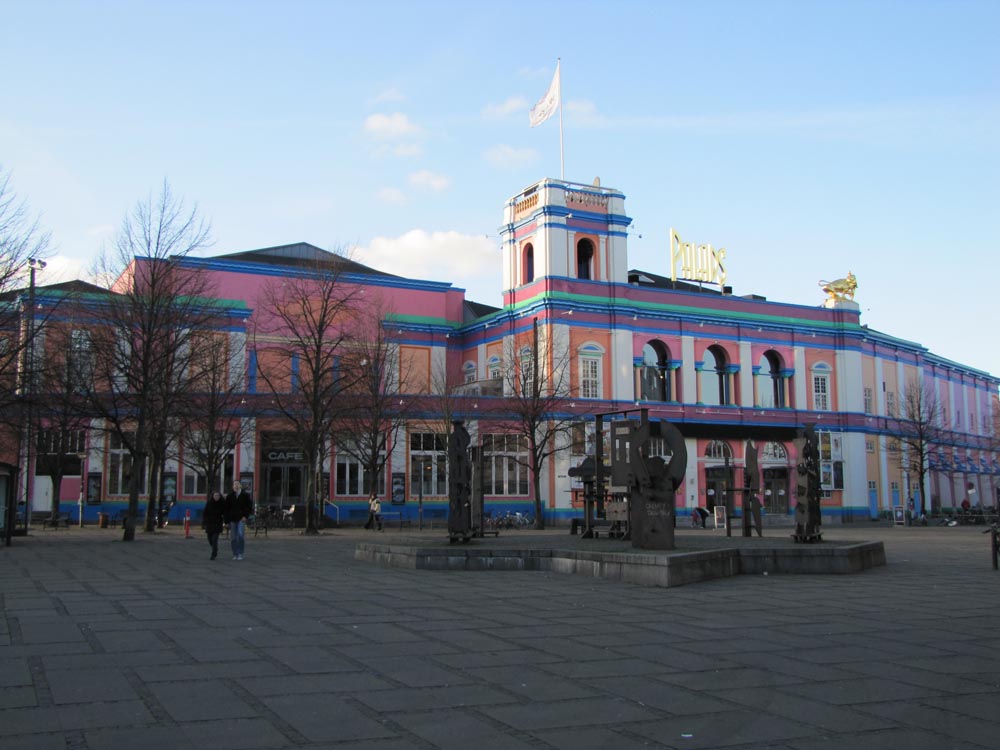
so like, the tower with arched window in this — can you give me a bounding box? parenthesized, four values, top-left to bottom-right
(500, 178, 631, 299)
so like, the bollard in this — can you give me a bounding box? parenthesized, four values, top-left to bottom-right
(184, 509, 191, 539)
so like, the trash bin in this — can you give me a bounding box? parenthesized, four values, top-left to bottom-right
(98, 512, 108, 529)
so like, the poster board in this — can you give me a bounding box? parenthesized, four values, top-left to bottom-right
(893, 506, 905, 525)
(391, 472, 406, 505)
(713, 506, 727, 529)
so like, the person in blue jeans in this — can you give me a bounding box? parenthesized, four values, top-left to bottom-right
(225, 481, 253, 560)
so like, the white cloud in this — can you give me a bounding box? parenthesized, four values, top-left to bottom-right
(363, 112, 421, 140)
(371, 87, 407, 104)
(408, 170, 450, 192)
(482, 96, 529, 119)
(356, 230, 500, 302)
(42, 254, 90, 283)
(372, 143, 424, 159)
(565, 99, 607, 127)
(484, 144, 538, 169)
(376, 187, 408, 205)
(86, 223, 114, 239)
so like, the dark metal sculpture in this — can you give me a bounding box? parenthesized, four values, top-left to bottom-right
(447, 420, 473, 543)
(743, 439, 763, 537)
(793, 423, 823, 542)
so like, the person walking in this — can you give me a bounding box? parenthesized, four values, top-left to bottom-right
(364, 494, 382, 531)
(225, 481, 253, 560)
(203, 490, 226, 560)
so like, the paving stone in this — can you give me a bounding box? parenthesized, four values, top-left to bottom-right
(261, 693, 397, 742)
(239, 671, 394, 696)
(391, 708, 539, 749)
(47, 668, 139, 704)
(481, 696, 661, 730)
(179, 717, 292, 749)
(148, 679, 258, 722)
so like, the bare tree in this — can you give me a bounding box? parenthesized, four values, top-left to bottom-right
(0, 167, 51, 427)
(83, 181, 214, 541)
(885, 377, 946, 515)
(334, 303, 411, 512)
(493, 319, 579, 529)
(30, 319, 94, 525)
(251, 253, 359, 533)
(176, 331, 250, 511)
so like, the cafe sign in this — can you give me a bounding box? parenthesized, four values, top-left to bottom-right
(670, 228, 727, 287)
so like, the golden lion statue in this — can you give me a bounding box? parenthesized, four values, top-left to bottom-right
(819, 271, 857, 302)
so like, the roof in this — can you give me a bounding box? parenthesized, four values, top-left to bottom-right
(627, 268, 725, 295)
(210, 242, 399, 278)
(463, 299, 501, 323)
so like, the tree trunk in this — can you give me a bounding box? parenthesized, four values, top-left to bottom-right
(48, 470, 64, 526)
(531, 453, 545, 530)
(123, 452, 144, 542)
(144, 460, 159, 532)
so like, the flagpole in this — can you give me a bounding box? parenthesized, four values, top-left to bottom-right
(557, 58, 564, 180)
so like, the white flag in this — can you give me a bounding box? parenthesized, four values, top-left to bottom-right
(529, 62, 560, 127)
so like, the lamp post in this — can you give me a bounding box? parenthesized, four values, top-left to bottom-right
(76, 450, 87, 527)
(20, 258, 46, 531)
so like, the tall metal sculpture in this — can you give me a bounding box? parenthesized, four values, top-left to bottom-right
(447, 420, 473, 543)
(793, 424, 823, 542)
(742, 439, 763, 538)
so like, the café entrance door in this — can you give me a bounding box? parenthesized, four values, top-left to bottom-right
(263, 464, 306, 510)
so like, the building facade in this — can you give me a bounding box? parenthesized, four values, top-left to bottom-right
(13, 178, 1000, 528)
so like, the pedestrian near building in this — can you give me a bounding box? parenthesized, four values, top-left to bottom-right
(203, 491, 226, 560)
(226, 481, 253, 560)
(364, 494, 382, 531)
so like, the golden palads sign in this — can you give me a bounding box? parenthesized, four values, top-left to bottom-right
(670, 228, 727, 287)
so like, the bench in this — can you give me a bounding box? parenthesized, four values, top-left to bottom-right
(378, 511, 412, 530)
(40, 513, 71, 529)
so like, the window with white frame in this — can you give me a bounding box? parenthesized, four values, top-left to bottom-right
(518, 346, 534, 393)
(761, 442, 787, 461)
(863, 387, 873, 414)
(335, 447, 386, 497)
(705, 440, 733, 460)
(886, 391, 896, 417)
(812, 364, 831, 411)
(410, 432, 448, 497)
(107, 432, 146, 496)
(483, 434, 529, 496)
(69, 329, 95, 392)
(463, 361, 477, 384)
(182, 453, 234, 497)
(579, 344, 602, 399)
(866, 439, 875, 453)
(487, 355, 501, 380)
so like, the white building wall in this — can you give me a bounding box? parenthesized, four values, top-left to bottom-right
(793, 346, 808, 408)
(681, 335, 696, 403)
(738, 341, 753, 407)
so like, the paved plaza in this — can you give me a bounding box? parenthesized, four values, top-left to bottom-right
(1, 522, 999, 749)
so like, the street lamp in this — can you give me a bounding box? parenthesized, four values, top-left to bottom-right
(76, 450, 87, 527)
(21, 258, 47, 531)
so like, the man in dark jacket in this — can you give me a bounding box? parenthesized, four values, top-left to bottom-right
(225, 481, 253, 560)
(202, 491, 227, 560)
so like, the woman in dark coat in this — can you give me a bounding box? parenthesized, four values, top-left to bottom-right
(203, 491, 227, 560)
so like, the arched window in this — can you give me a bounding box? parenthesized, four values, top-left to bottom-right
(578, 342, 604, 399)
(705, 440, 733, 460)
(758, 350, 785, 408)
(811, 362, 831, 411)
(519, 345, 534, 393)
(639, 341, 670, 401)
(462, 361, 477, 384)
(576, 238, 594, 280)
(701, 345, 730, 405)
(487, 355, 501, 380)
(522, 243, 534, 285)
(761, 442, 788, 461)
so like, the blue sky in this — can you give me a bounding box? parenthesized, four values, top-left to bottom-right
(3, 0, 998, 376)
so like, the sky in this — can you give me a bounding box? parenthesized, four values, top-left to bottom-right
(3, 0, 999, 377)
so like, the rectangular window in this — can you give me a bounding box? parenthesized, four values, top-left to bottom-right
(483, 433, 528, 496)
(863, 387, 873, 414)
(410, 432, 448, 498)
(182, 454, 234, 497)
(866, 439, 875, 453)
(813, 374, 829, 411)
(107, 432, 147, 496)
(886, 391, 896, 417)
(580, 357, 601, 399)
(335, 449, 386, 497)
